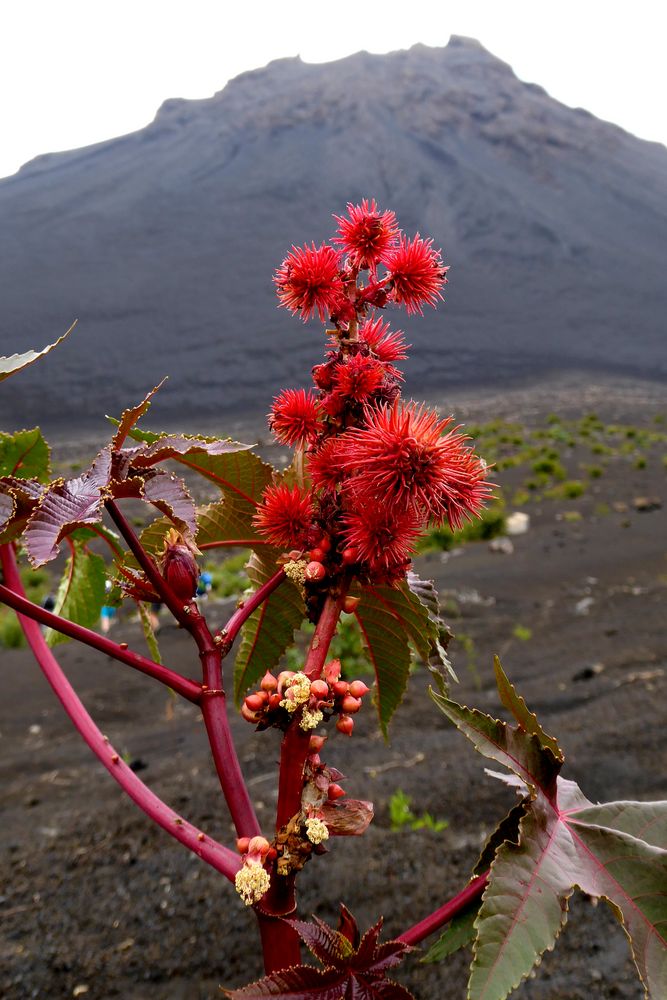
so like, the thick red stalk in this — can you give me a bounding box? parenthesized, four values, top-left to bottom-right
(258, 593, 346, 974)
(105, 498, 262, 836)
(0, 582, 201, 702)
(0, 544, 239, 880)
(397, 871, 489, 947)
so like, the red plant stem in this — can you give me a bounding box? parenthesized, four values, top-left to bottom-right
(218, 567, 286, 649)
(104, 499, 190, 625)
(0, 544, 239, 881)
(107, 497, 262, 836)
(397, 872, 489, 947)
(258, 592, 347, 974)
(0, 582, 202, 703)
(199, 539, 271, 550)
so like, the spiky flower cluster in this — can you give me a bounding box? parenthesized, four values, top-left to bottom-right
(256, 202, 491, 592)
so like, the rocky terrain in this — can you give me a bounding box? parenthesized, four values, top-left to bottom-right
(1, 37, 666, 436)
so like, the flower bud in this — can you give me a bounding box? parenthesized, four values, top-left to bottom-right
(327, 783, 346, 800)
(236, 836, 251, 854)
(341, 547, 359, 565)
(312, 362, 334, 390)
(247, 836, 271, 858)
(161, 529, 199, 602)
(317, 536, 332, 553)
(309, 547, 327, 563)
(305, 560, 326, 582)
(277, 670, 295, 693)
(342, 595, 360, 614)
(309, 734, 326, 753)
(348, 680, 370, 699)
(336, 714, 354, 736)
(310, 679, 330, 700)
(260, 671, 278, 693)
(332, 680, 349, 700)
(241, 703, 261, 724)
(268, 693, 282, 711)
(341, 695, 362, 715)
(244, 693, 265, 713)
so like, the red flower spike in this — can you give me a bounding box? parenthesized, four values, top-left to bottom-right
(333, 199, 400, 270)
(269, 388, 321, 448)
(332, 353, 386, 403)
(359, 314, 410, 363)
(274, 243, 345, 322)
(341, 503, 423, 579)
(253, 482, 314, 549)
(307, 437, 344, 494)
(382, 233, 448, 315)
(312, 361, 335, 390)
(338, 401, 491, 529)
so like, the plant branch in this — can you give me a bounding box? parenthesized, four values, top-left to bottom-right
(0, 543, 238, 881)
(104, 499, 189, 625)
(0, 581, 202, 702)
(199, 539, 271, 550)
(217, 567, 286, 652)
(397, 871, 489, 947)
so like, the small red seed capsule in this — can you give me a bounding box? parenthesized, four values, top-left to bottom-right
(309, 547, 326, 563)
(309, 734, 326, 753)
(332, 680, 349, 700)
(241, 704, 261, 724)
(328, 783, 346, 800)
(310, 679, 329, 700)
(342, 595, 360, 614)
(236, 836, 251, 854)
(348, 680, 370, 699)
(341, 547, 359, 565)
(260, 671, 278, 693)
(244, 693, 265, 713)
(342, 695, 362, 715)
(305, 560, 326, 582)
(336, 714, 354, 736)
(317, 536, 332, 553)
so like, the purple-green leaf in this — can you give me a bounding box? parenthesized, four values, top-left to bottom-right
(0, 428, 51, 482)
(23, 447, 112, 566)
(493, 656, 563, 761)
(224, 965, 346, 999)
(111, 380, 167, 449)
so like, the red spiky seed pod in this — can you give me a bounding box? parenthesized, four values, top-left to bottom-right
(332, 680, 349, 699)
(161, 528, 199, 603)
(274, 243, 345, 322)
(382, 233, 448, 315)
(333, 199, 400, 270)
(260, 671, 278, 693)
(269, 388, 322, 448)
(305, 560, 326, 582)
(310, 679, 330, 700)
(328, 783, 346, 800)
(336, 715, 354, 736)
(253, 483, 314, 550)
(342, 595, 360, 614)
(341, 694, 362, 714)
(244, 693, 265, 713)
(348, 680, 370, 699)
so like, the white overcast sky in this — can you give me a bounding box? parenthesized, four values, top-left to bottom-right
(1, 0, 666, 180)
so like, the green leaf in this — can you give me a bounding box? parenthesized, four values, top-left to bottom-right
(196, 498, 266, 550)
(44, 539, 107, 646)
(422, 906, 478, 963)
(0, 322, 76, 382)
(0, 428, 51, 482)
(353, 579, 441, 736)
(431, 669, 667, 999)
(493, 656, 563, 761)
(234, 550, 304, 701)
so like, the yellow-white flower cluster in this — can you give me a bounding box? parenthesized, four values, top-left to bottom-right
(234, 861, 271, 905)
(300, 707, 323, 731)
(283, 559, 308, 589)
(280, 671, 311, 712)
(305, 816, 329, 845)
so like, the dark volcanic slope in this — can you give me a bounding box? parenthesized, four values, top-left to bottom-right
(1, 37, 666, 431)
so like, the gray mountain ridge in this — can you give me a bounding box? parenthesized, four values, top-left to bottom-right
(1, 36, 665, 433)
